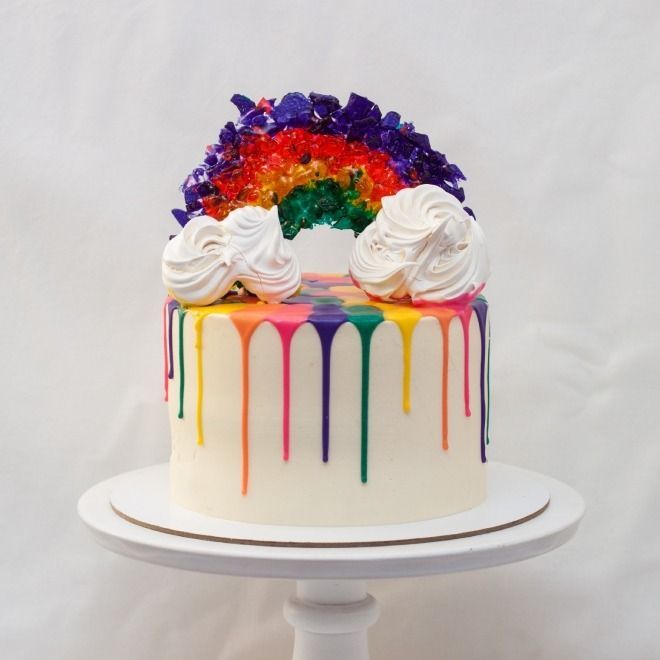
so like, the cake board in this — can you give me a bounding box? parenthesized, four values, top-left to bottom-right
(78, 462, 584, 660)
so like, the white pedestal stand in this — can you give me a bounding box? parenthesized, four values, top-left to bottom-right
(78, 463, 583, 660)
(284, 580, 378, 660)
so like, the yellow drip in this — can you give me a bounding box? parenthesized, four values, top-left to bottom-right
(194, 314, 205, 445)
(188, 302, 247, 446)
(371, 304, 422, 413)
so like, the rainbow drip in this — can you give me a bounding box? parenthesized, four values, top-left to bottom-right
(165, 275, 490, 494)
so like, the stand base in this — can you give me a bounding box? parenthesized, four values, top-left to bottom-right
(284, 581, 379, 660)
(78, 463, 584, 659)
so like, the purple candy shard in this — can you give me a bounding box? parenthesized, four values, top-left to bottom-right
(171, 209, 189, 227)
(251, 114, 268, 128)
(183, 187, 199, 204)
(342, 93, 381, 122)
(197, 181, 216, 196)
(240, 106, 269, 129)
(230, 94, 255, 115)
(381, 111, 400, 129)
(309, 92, 341, 118)
(219, 122, 239, 146)
(346, 116, 380, 143)
(408, 131, 431, 151)
(272, 92, 313, 127)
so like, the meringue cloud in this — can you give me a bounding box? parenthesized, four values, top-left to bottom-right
(162, 206, 301, 305)
(348, 184, 489, 303)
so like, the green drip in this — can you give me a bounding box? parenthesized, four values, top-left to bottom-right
(278, 177, 376, 239)
(486, 323, 491, 445)
(177, 308, 187, 419)
(346, 306, 384, 483)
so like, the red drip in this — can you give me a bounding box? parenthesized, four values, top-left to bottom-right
(232, 304, 312, 492)
(457, 306, 473, 417)
(418, 307, 455, 450)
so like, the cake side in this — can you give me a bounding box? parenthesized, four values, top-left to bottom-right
(165, 275, 490, 526)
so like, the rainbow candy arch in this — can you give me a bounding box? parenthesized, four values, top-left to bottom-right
(163, 275, 490, 495)
(172, 92, 471, 238)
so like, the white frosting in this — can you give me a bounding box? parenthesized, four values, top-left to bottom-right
(161, 216, 235, 306)
(349, 184, 490, 302)
(169, 312, 487, 525)
(162, 206, 301, 305)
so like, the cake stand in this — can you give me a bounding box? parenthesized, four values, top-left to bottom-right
(77, 463, 584, 660)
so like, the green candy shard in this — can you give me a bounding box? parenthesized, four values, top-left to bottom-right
(278, 177, 377, 239)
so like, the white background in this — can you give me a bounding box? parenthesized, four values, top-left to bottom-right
(2, 1, 659, 658)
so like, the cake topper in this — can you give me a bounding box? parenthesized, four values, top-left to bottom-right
(164, 92, 488, 306)
(173, 91, 469, 236)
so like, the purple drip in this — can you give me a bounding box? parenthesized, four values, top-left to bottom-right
(167, 300, 177, 379)
(471, 298, 489, 463)
(308, 305, 347, 463)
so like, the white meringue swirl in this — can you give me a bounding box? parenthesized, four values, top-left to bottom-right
(162, 206, 301, 305)
(349, 184, 489, 303)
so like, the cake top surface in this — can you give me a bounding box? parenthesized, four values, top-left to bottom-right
(163, 92, 490, 308)
(163, 273, 491, 490)
(171, 273, 485, 319)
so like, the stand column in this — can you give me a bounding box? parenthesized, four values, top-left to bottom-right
(283, 579, 380, 660)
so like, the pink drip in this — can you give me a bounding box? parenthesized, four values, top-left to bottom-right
(458, 307, 473, 417)
(266, 310, 310, 462)
(162, 299, 169, 402)
(274, 322, 299, 461)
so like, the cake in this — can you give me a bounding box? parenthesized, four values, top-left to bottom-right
(161, 92, 491, 526)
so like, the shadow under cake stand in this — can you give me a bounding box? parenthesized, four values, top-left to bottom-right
(78, 462, 584, 660)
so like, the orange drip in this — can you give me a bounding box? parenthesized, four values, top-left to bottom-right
(230, 307, 275, 495)
(419, 308, 455, 451)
